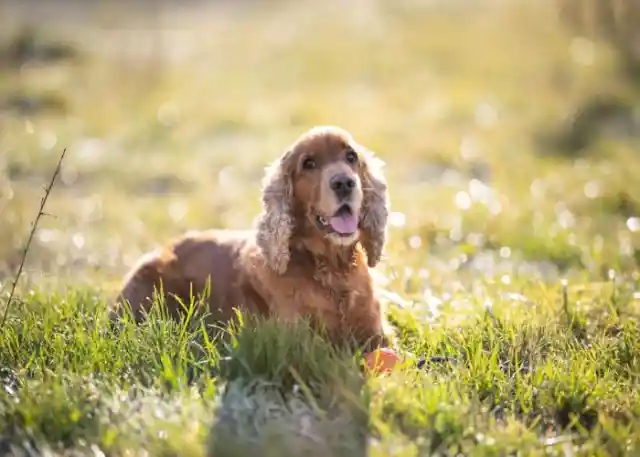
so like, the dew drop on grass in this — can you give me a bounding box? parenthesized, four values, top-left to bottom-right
(530, 179, 545, 199)
(61, 165, 78, 186)
(72, 233, 85, 249)
(77, 138, 107, 163)
(475, 102, 498, 127)
(389, 211, 406, 227)
(455, 191, 471, 210)
(584, 180, 601, 199)
(449, 225, 463, 242)
(91, 444, 106, 457)
(459, 135, 480, 160)
(468, 179, 492, 203)
(40, 130, 58, 150)
(39, 229, 58, 244)
(625, 217, 640, 233)
(217, 166, 236, 189)
(489, 200, 502, 215)
(168, 200, 188, 222)
(467, 232, 484, 247)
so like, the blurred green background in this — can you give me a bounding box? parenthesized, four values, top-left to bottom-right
(1, 0, 639, 298)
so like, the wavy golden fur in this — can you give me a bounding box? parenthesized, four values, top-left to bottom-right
(112, 126, 392, 351)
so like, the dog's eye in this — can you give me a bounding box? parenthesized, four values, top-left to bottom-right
(302, 157, 316, 170)
(345, 150, 358, 164)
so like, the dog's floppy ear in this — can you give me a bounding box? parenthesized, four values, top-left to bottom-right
(359, 148, 389, 268)
(255, 150, 295, 274)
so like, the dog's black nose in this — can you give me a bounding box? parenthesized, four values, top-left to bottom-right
(330, 174, 356, 199)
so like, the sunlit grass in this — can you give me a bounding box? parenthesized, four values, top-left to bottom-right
(0, 281, 638, 456)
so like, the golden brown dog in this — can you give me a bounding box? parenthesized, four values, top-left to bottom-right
(112, 126, 392, 350)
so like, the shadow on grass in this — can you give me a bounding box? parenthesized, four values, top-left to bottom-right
(0, 291, 373, 456)
(207, 314, 370, 457)
(537, 93, 640, 158)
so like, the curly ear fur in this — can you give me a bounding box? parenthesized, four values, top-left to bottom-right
(255, 151, 295, 275)
(359, 149, 389, 268)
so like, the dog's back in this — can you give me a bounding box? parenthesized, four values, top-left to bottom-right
(111, 229, 258, 324)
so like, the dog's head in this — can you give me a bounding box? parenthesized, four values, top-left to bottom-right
(255, 126, 389, 274)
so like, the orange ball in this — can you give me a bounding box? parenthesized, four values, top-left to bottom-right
(364, 348, 401, 374)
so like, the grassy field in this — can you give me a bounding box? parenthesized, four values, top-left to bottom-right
(1, 0, 639, 455)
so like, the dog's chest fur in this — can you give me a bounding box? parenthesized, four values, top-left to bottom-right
(271, 264, 365, 314)
(258, 254, 376, 339)
(239, 241, 384, 348)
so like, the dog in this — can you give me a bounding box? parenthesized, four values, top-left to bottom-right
(111, 126, 393, 351)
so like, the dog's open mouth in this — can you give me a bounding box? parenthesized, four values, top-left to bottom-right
(317, 204, 358, 236)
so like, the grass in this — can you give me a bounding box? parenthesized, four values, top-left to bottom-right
(1, 283, 638, 456)
(1, 0, 640, 455)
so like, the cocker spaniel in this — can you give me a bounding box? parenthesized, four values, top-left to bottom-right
(112, 126, 392, 351)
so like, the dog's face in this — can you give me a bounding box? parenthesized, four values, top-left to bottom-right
(290, 131, 365, 246)
(255, 126, 389, 274)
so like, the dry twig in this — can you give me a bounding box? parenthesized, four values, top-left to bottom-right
(0, 148, 67, 328)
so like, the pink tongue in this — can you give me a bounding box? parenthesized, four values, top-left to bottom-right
(330, 213, 358, 234)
